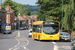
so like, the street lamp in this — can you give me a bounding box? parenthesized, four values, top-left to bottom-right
(61, 0, 64, 32)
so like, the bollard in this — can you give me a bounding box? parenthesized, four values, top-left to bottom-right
(18, 32, 20, 36)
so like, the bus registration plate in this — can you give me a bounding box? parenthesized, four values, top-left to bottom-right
(49, 39, 53, 40)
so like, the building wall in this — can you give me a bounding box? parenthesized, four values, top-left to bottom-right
(6, 14, 11, 23)
(2, 12, 6, 23)
(5, 6, 16, 30)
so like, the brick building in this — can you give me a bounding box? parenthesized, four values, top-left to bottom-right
(5, 6, 15, 30)
(6, 6, 15, 23)
(0, 5, 6, 32)
(0, 5, 16, 31)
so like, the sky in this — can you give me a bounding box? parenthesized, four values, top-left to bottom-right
(1, 0, 38, 5)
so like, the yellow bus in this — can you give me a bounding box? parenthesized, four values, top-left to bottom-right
(32, 21, 60, 40)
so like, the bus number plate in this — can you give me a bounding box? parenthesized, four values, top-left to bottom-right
(49, 39, 53, 40)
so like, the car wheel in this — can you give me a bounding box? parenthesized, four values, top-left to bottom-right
(28, 36, 31, 38)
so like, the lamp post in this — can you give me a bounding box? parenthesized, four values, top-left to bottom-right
(61, 0, 64, 32)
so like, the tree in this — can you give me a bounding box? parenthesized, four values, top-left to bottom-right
(63, 0, 75, 30)
(36, 0, 70, 21)
(2, 0, 30, 16)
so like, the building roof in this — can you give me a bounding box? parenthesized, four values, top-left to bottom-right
(27, 16, 33, 20)
(21, 16, 28, 20)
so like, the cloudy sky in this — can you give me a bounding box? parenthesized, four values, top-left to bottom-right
(1, 0, 38, 5)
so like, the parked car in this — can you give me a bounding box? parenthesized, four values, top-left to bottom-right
(19, 27, 26, 30)
(28, 29, 32, 37)
(60, 32, 71, 41)
(3, 30, 11, 34)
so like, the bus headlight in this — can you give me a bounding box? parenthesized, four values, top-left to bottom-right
(56, 35, 59, 37)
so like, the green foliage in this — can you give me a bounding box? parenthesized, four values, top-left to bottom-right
(37, 0, 63, 21)
(63, 0, 75, 30)
(37, 0, 75, 31)
(2, 0, 30, 16)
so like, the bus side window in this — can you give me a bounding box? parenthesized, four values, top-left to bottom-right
(33, 25, 42, 33)
(39, 25, 42, 33)
(33, 25, 37, 32)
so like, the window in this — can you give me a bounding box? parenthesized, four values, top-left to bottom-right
(33, 25, 42, 33)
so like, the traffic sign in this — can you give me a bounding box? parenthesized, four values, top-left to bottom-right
(14, 23, 16, 26)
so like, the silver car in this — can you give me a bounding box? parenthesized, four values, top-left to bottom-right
(60, 32, 71, 41)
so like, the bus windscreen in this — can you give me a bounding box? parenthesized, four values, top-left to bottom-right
(43, 22, 59, 34)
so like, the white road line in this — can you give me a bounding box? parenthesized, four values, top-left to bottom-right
(23, 36, 29, 46)
(9, 48, 13, 50)
(9, 37, 20, 50)
(9, 35, 29, 50)
(54, 45, 58, 50)
(22, 36, 29, 50)
(52, 42, 56, 45)
(52, 42, 59, 50)
(14, 37, 20, 48)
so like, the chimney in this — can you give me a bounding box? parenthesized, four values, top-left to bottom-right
(0, 4, 1, 9)
(6, 6, 11, 11)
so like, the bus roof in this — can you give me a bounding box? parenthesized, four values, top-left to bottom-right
(32, 21, 43, 25)
(32, 21, 60, 25)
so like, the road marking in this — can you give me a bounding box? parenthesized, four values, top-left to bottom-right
(52, 42, 56, 45)
(62, 46, 71, 49)
(9, 36, 29, 50)
(9, 37, 20, 50)
(22, 36, 29, 50)
(23, 36, 29, 46)
(14, 37, 20, 48)
(9, 48, 13, 50)
(52, 42, 59, 50)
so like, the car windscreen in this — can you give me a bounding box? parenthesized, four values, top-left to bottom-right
(61, 33, 69, 36)
(43, 25, 59, 34)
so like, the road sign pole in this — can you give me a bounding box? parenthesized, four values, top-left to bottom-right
(14, 23, 16, 30)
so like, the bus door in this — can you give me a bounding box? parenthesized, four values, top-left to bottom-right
(36, 25, 42, 39)
(33, 25, 42, 39)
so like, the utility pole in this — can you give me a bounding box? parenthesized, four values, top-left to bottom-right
(61, 0, 64, 32)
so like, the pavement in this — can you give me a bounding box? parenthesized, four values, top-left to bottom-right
(0, 33, 3, 37)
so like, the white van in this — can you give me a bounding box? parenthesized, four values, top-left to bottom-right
(28, 29, 32, 37)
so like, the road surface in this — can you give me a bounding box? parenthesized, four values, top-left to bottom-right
(0, 30, 72, 50)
